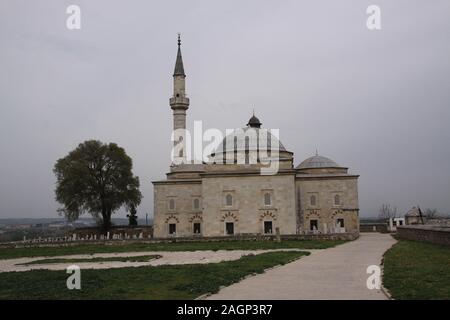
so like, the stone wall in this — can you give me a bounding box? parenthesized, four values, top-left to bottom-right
(0, 231, 359, 249)
(202, 173, 297, 236)
(296, 176, 359, 233)
(360, 223, 388, 233)
(153, 180, 202, 238)
(396, 225, 450, 246)
(150, 232, 357, 242)
(75, 225, 153, 238)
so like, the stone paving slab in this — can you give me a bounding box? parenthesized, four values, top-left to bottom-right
(207, 233, 397, 300)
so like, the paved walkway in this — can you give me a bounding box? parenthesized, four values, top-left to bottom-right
(207, 233, 397, 300)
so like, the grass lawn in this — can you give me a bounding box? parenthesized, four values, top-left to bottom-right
(0, 239, 345, 260)
(0, 251, 307, 299)
(17, 255, 161, 266)
(383, 239, 450, 300)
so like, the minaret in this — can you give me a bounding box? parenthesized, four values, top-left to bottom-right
(170, 34, 189, 164)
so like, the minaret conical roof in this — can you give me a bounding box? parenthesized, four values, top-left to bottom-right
(173, 34, 185, 76)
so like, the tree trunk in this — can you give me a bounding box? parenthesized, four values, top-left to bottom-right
(101, 206, 112, 234)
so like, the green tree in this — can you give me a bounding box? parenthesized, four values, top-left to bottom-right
(53, 140, 142, 232)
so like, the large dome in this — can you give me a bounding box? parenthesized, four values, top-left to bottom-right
(212, 127, 287, 156)
(296, 154, 339, 169)
(211, 114, 288, 158)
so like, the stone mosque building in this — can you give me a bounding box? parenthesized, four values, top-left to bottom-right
(152, 37, 360, 238)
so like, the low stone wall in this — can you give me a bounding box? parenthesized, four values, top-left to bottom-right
(0, 232, 358, 249)
(396, 225, 450, 246)
(153, 232, 359, 242)
(74, 225, 153, 239)
(360, 223, 388, 233)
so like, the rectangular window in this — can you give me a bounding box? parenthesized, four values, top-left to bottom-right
(225, 194, 233, 207)
(337, 218, 344, 228)
(193, 198, 200, 210)
(264, 221, 273, 234)
(310, 219, 318, 231)
(169, 223, 176, 235)
(310, 195, 317, 206)
(334, 194, 341, 206)
(225, 222, 234, 235)
(168, 199, 175, 211)
(193, 223, 201, 234)
(264, 193, 272, 206)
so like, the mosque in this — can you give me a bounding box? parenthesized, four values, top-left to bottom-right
(152, 37, 360, 238)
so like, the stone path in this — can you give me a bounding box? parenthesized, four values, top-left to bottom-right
(207, 233, 397, 300)
(0, 249, 303, 273)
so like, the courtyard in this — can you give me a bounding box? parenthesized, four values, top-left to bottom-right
(0, 233, 448, 299)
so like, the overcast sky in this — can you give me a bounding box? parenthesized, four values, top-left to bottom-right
(1, 0, 449, 220)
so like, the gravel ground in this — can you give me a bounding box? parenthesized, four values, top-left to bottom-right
(0, 249, 307, 273)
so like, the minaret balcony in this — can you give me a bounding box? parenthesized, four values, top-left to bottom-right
(170, 96, 190, 106)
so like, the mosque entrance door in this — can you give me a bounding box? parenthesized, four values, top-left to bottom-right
(226, 222, 234, 235)
(264, 221, 273, 234)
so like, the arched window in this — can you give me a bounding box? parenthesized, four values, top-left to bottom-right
(168, 199, 175, 211)
(225, 194, 233, 207)
(264, 193, 271, 206)
(310, 195, 316, 206)
(193, 198, 200, 210)
(334, 194, 340, 206)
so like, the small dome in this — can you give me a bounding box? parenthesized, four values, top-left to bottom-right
(297, 154, 339, 169)
(247, 115, 262, 128)
(405, 207, 420, 217)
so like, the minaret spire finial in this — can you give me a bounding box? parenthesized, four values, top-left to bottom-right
(177, 33, 181, 47)
(315, 149, 319, 156)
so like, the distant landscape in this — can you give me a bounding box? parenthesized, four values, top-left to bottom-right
(0, 218, 153, 243)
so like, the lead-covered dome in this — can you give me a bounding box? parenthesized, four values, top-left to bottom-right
(296, 154, 339, 169)
(209, 114, 292, 166)
(213, 127, 287, 155)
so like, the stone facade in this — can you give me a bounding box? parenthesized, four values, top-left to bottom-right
(201, 172, 297, 236)
(153, 180, 202, 238)
(296, 173, 359, 234)
(153, 164, 360, 238)
(151, 38, 360, 239)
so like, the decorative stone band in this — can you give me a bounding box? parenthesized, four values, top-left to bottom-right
(220, 211, 239, 222)
(165, 214, 180, 223)
(189, 213, 203, 222)
(259, 210, 278, 221)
